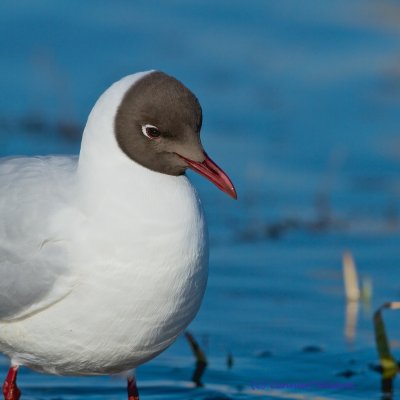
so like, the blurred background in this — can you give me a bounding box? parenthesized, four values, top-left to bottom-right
(1, 1, 400, 399)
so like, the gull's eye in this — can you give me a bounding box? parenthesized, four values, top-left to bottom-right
(142, 124, 161, 139)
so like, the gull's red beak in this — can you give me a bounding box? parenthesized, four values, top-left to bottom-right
(177, 152, 237, 199)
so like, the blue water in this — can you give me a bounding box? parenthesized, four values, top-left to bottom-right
(1, 1, 400, 398)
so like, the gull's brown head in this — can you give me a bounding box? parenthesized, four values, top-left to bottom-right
(114, 71, 236, 199)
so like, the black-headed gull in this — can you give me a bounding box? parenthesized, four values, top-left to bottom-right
(0, 71, 236, 400)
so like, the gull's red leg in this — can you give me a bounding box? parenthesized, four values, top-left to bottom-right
(2, 366, 21, 400)
(127, 375, 140, 400)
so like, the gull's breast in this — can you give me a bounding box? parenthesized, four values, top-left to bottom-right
(3, 180, 209, 375)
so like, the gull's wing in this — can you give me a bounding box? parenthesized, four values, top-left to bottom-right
(0, 243, 74, 321)
(0, 156, 78, 321)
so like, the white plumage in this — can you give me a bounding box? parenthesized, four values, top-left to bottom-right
(0, 72, 209, 375)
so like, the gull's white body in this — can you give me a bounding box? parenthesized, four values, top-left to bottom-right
(0, 72, 208, 375)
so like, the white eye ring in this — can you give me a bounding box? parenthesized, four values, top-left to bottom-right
(141, 124, 161, 139)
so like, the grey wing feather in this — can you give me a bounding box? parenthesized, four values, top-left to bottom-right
(0, 156, 77, 321)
